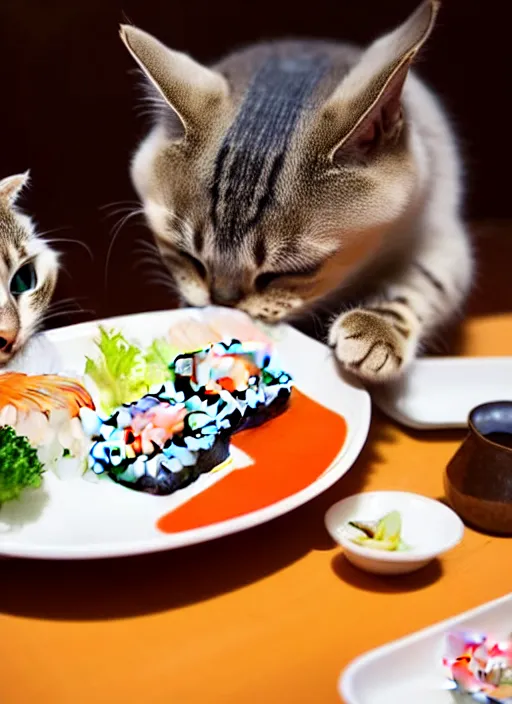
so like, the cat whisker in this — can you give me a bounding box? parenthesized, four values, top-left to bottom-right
(139, 267, 175, 281)
(132, 266, 176, 287)
(148, 276, 176, 288)
(103, 204, 140, 214)
(131, 245, 161, 257)
(40, 308, 96, 328)
(37, 225, 73, 238)
(46, 302, 83, 313)
(42, 309, 87, 323)
(135, 103, 166, 114)
(42, 309, 84, 322)
(104, 208, 145, 289)
(132, 239, 161, 255)
(44, 238, 94, 261)
(54, 260, 75, 280)
(133, 109, 164, 121)
(43, 302, 95, 317)
(99, 200, 140, 211)
(134, 106, 167, 118)
(45, 303, 85, 316)
(108, 208, 144, 241)
(47, 294, 86, 306)
(101, 206, 143, 221)
(137, 95, 167, 104)
(46, 296, 90, 314)
(132, 255, 163, 266)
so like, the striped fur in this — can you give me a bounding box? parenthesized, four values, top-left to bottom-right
(211, 54, 330, 251)
(123, 0, 473, 382)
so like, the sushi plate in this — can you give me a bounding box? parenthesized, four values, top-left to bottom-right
(340, 592, 512, 704)
(0, 308, 371, 560)
(372, 357, 512, 430)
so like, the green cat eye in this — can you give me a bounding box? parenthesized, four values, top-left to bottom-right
(10, 262, 37, 296)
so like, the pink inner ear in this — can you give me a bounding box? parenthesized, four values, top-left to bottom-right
(355, 120, 377, 152)
(379, 67, 408, 134)
(336, 61, 410, 160)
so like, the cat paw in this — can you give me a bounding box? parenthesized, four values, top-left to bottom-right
(328, 306, 418, 383)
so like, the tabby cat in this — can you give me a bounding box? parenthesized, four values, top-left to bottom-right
(0, 172, 58, 364)
(121, 0, 472, 382)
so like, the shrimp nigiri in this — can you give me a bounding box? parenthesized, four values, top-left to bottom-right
(0, 372, 94, 482)
(0, 372, 94, 416)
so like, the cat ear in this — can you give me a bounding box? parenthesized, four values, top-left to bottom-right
(319, 0, 439, 163)
(120, 25, 229, 138)
(0, 171, 30, 206)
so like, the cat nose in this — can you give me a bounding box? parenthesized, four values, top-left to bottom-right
(210, 287, 243, 306)
(0, 329, 17, 354)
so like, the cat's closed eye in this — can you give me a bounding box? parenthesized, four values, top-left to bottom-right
(255, 265, 321, 292)
(9, 261, 37, 296)
(254, 272, 281, 292)
(179, 250, 207, 280)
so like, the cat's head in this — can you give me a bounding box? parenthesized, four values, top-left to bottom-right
(122, 0, 438, 322)
(0, 173, 58, 363)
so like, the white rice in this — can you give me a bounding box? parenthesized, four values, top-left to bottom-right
(1, 405, 90, 481)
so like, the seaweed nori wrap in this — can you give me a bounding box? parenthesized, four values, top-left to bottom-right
(81, 338, 293, 495)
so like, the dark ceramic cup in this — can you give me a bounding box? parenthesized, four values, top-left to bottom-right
(445, 401, 512, 535)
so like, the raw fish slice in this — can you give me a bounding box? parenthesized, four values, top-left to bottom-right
(204, 307, 271, 344)
(168, 308, 271, 352)
(168, 314, 223, 352)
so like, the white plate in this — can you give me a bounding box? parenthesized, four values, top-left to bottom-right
(340, 592, 512, 703)
(0, 308, 371, 560)
(372, 357, 512, 429)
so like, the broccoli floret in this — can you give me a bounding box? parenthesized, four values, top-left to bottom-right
(0, 425, 44, 505)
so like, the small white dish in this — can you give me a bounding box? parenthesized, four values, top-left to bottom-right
(372, 357, 512, 429)
(324, 491, 464, 575)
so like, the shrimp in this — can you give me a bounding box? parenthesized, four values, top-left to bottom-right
(0, 372, 94, 417)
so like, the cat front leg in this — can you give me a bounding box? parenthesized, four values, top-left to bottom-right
(328, 219, 473, 383)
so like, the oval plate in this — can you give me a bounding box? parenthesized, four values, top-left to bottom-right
(0, 309, 370, 560)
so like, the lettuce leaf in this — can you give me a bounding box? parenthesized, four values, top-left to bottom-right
(85, 327, 175, 414)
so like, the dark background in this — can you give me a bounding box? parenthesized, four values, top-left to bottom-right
(0, 0, 509, 327)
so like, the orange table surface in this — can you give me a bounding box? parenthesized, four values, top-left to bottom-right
(1, 313, 511, 704)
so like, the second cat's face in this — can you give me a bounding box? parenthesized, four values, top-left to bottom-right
(0, 174, 58, 364)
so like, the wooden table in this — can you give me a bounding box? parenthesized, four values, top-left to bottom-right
(1, 312, 512, 702)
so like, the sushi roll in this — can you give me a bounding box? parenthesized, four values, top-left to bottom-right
(83, 390, 237, 495)
(82, 335, 293, 497)
(0, 372, 95, 483)
(172, 339, 293, 432)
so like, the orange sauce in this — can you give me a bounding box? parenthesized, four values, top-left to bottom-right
(157, 389, 347, 533)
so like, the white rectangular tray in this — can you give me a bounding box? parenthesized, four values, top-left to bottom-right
(372, 357, 512, 429)
(339, 593, 512, 703)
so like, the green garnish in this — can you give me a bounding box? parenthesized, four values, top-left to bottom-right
(0, 426, 44, 505)
(348, 511, 410, 552)
(144, 338, 177, 375)
(85, 327, 177, 414)
(62, 448, 71, 458)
